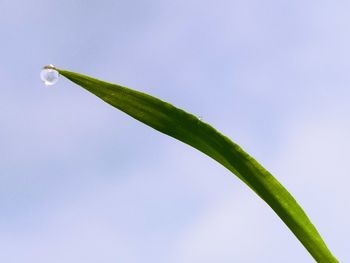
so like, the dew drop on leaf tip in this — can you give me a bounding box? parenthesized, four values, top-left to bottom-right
(40, 64, 59, 86)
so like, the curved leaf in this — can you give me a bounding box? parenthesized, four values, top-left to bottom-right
(58, 68, 338, 262)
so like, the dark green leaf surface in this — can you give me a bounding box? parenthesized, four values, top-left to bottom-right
(58, 69, 338, 262)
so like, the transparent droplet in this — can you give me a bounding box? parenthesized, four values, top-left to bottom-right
(198, 115, 203, 121)
(40, 64, 59, 86)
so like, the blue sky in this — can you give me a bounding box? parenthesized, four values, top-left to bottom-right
(1, 0, 349, 262)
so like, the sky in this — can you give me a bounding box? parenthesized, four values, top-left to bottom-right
(1, 0, 349, 262)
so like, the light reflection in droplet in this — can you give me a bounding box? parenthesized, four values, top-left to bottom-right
(40, 64, 59, 86)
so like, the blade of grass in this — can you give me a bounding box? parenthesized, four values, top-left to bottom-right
(58, 68, 338, 262)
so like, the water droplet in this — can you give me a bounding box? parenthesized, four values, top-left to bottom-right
(40, 64, 59, 86)
(198, 115, 203, 121)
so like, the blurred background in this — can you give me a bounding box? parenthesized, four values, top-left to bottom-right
(0, 0, 349, 262)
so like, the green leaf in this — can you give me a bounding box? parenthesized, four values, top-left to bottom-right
(58, 68, 338, 262)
